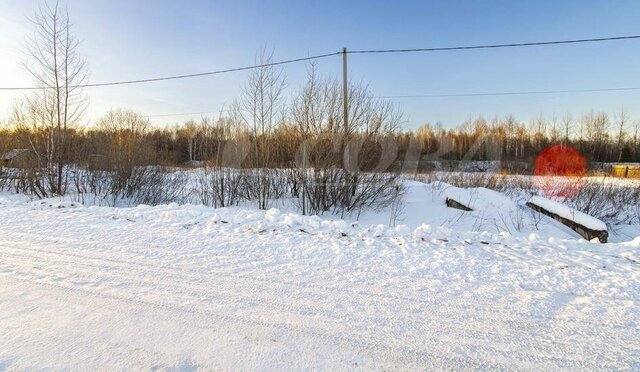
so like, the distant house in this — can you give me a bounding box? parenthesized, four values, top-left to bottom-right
(1, 149, 28, 167)
(611, 164, 640, 178)
(184, 160, 204, 168)
(88, 154, 109, 171)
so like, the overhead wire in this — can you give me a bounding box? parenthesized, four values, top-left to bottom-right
(2, 35, 640, 91)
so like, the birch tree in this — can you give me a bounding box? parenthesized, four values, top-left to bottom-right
(22, 1, 88, 195)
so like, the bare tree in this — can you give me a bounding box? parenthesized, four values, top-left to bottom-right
(561, 112, 573, 147)
(240, 47, 286, 210)
(582, 111, 609, 161)
(615, 106, 629, 162)
(182, 120, 200, 162)
(95, 108, 151, 192)
(529, 115, 547, 153)
(633, 120, 640, 161)
(549, 115, 561, 144)
(22, 1, 88, 195)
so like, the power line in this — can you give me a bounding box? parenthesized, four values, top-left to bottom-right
(379, 86, 640, 99)
(2, 35, 639, 91)
(0, 51, 342, 91)
(349, 35, 640, 54)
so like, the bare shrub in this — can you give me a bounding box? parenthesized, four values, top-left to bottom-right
(127, 167, 186, 206)
(388, 183, 405, 227)
(565, 178, 640, 224)
(197, 166, 246, 208)
(67, 164, 186, 207)
(68, 165, 115, 205)
(295, 168, 400, 216)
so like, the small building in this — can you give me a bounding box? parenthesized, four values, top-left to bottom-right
(1, 149, 28, 167)
(184, 160, 204, 168)
(88, 154, 109, 171)
(611, 164, 640, 178)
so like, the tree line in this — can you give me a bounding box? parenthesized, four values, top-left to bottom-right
(3, 105, 638, 171)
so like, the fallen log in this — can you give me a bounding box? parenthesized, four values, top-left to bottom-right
(445, 197, 473, 211)
(526, 196, 608, 243)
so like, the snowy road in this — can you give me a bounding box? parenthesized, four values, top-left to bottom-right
(0, 198, 639, 369)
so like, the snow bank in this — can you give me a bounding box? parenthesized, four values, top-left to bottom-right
(443, 185, 518, 213)
(0, 192, 31, 207)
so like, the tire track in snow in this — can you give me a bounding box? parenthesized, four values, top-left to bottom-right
(1, 242, 636, 332)
(0, 247, 571, 345)
(0, 275, 524, 369)
(0, 244, 637, 366)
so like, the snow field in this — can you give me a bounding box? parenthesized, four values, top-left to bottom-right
(0, 188, 639, 369)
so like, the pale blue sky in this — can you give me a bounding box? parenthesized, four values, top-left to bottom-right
(1, 0, 640, 129)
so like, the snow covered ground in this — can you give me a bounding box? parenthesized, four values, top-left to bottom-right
(0, 181, 639, 369)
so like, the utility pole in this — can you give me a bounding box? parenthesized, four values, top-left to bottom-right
(302, 125, 307, 216)
(342, 47, 349, 169)
(342, 47, 349, 134)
